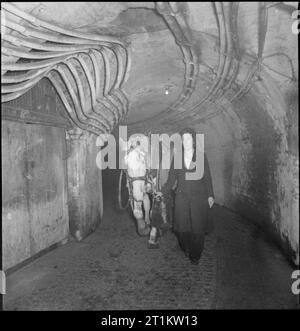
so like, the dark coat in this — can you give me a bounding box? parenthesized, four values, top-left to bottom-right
(162, 150, 214, 235)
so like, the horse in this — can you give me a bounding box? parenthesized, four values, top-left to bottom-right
(118, 134, 172, 248)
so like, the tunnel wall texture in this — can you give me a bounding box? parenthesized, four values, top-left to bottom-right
(1, 81, 70, 270)
(2, 80, 104, 270)
(2, 121, 69, 270)
(199, 74, 299, 265)
(66, 132, 103, 241)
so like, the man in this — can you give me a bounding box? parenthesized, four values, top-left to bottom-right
(162, 128, 215, 265)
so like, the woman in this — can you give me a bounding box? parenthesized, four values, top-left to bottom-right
(162, 128, 215, 265)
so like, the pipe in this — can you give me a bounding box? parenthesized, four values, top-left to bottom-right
(98, 48, 124, 120)
(1, 3, 131, 136)
(88, 50, 118, 127)
(2, 52, 86, 71)
(171, 2, 227, 119)
(49, 68, 105, 135)
(81, 49, 121, 127)
(4, 18, 114, 47)
(2, 85, 36, 102)
(2, 44, 91, 59)
(64, 59, 112, 132)
(101, 47, 126, 116)
(212, 2, 234, 100)
(131, 1, 198, 125)
(2, 33, 100, 53)
(217, 2, 240, 100)
(108, 45, 130, 117)
(48, 72, 102, 135)
(229, 2, 268, 102)
(54, 65, 105, 133)
(198, 2, 227, 103)
(2, 3, 126, 46)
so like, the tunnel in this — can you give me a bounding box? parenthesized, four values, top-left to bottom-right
(1, 2, 299, 310)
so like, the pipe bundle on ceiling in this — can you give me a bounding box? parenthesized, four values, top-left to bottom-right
(1, 2, 130, 136)
(152, 2, 199, 119)
(171, 1, 242, 123)
(131, 2, 269, 132)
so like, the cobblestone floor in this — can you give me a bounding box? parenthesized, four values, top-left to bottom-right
(4, 189, 299, 310)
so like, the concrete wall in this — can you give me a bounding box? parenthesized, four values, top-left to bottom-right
(2, 79, 104, 270)
(2, 121, 69, 270)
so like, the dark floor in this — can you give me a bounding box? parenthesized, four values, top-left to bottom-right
(3, 192, 299, 310)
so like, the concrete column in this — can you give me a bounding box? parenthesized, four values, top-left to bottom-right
(66, 128, 103, 241)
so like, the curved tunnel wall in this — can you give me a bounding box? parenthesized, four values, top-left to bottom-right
(190, 72, 299, 265)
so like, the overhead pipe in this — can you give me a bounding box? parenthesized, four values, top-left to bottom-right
(191, 2, 227, 109)
(1, 50, 94, 84)
(2, 50, 91, 85)
(171, 1, 228, 122)
(76, 51, 122, 126)
(2, 52, 86, 71)
(172, 4, 239, 124)
(229, 2, 268, 103)
(2, 72, 49, 94)
(217, 2, 240, 100)
(48, 72, 103, 136)
(4, 17, 118, 47)
(100, 47, 126, 117)
(85, 48, 123, 127)
(2, 3, 126, 46)
(212, 2, 234, 100)
(2, 85, 38, 103)
(53, 64, 107, 134)
(63, 58, 113, 133)
(2, 51, 92, 99)
(2, 3, 130, 136)
(89, 50, 118, 127)
(2, 33, 100, 53)
(99, 48, 125, 120)
(108, 45, 130, 117)
(1, 44, 92, 60)
(64, 59, 112, 132)
(137, 1, 199, 124)
(169, 2, 194, 46)
(76, 54, 115, 132)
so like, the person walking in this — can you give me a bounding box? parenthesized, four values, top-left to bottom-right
(162, 128, 215, 265)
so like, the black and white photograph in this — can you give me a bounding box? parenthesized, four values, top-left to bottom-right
(1, 1, 299, 316)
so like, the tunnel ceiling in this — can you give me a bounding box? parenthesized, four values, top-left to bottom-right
(1, 2, 298, 135)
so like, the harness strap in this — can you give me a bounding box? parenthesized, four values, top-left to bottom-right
(125, 169, 163, 205)
(125, 169, 150, 203)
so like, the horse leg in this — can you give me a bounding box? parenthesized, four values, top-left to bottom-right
(133, 201, 150, 236)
